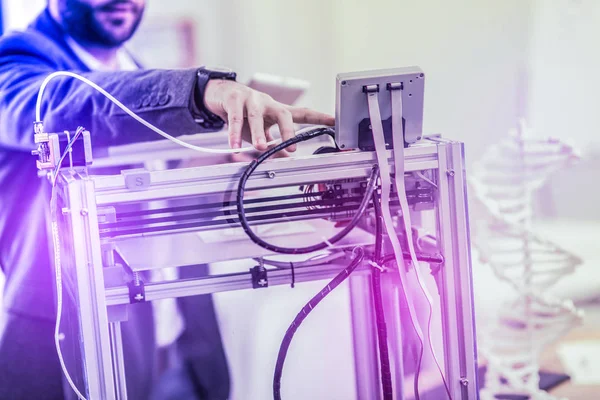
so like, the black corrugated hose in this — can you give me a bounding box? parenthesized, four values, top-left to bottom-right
(236, 127, 380, 254)
(371, 189, 394, 400)
(272, 247, 365, 400)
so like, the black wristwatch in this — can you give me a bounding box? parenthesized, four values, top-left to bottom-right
(195, 66, 237, 129)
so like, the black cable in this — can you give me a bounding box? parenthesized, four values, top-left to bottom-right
(371, 191, 393, 400)
(236, 127, 380, 254)
(272, 246, 365, 400)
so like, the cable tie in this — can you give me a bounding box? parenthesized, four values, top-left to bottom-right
(290, 262, 295, 288)
(368, 260, 386, 272)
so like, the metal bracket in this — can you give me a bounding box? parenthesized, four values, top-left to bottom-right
(32, 128, 93, 173)
(128, 278, 146, 303)
(250, 263, 268, 289)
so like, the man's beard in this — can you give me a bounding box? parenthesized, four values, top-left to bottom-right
(59, 0, 144, 48)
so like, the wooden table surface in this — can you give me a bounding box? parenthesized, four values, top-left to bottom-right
(541, 326, 600, 400)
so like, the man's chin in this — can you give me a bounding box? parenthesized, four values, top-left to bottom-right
(86, 22, 139, 47)
(97, 16, 143, 46)
(104, 31, 135, 45)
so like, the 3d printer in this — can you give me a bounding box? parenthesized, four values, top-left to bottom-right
(32, 67, 478, 400)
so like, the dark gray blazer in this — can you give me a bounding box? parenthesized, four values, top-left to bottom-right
(0, 8, 205, 318)
(0, 9, 229, 399)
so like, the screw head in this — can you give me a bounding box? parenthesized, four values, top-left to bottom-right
(446, 170, 455, 177)
(267, 171, 276, 179)
(80, 209, 89, 216)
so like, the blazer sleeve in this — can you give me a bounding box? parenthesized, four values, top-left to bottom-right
(0, 30, 212, 152)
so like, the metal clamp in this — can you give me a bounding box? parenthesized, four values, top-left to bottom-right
(128, 275, 146, 303)
(250, 262, 268, 289)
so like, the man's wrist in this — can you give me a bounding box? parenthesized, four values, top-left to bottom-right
(192, 67, 237, 129)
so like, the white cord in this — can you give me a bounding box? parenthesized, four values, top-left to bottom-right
(365, 90, 428, 391)
(36, 71, 281, 154)
(50, 184, 88, 400)
(368, 260, 386, 272)
(390, 88, 450, 396)
(367, 87, 451, 398)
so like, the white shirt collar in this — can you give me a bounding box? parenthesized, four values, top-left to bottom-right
(65, 36, 138, 71)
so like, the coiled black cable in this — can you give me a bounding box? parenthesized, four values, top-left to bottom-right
(236, 127, 380, 254)
(272, 246, 365, 400)
(371, 190, 394, 400)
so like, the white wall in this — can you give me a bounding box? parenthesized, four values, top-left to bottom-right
(128, 0, 220, 69)
(527, 0, 600, 152)
(203, 0, 338, 114)
(2, 0, 44, 31)
(526, 0, 600, 220)
(329, 0, 532, 159)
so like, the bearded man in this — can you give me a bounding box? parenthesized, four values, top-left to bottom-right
(0, 1, 333, 398)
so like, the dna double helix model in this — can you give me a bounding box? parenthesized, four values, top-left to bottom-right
(468, 120, 584, 400)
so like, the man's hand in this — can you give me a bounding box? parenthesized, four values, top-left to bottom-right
(203, 80, 334, 152)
